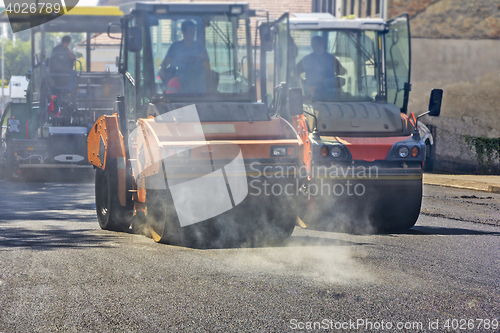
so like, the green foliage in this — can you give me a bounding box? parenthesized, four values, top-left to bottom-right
(3, 39, 31, 86)
(12, 29, 31, 42)
(462, 135, 500, 173)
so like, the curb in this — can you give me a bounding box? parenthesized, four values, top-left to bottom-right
(423, 181, 500, 194)
(489, 185, 500, 194)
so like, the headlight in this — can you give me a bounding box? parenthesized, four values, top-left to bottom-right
(320, 146, 328, 158)
(331, 146, 342, 158)
(411, 146, 419, 158)
(398, 146, 409, 158)
(271, 146, 295, 157)
(272, 147, 286, 156)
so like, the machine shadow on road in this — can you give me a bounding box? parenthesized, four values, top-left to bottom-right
(379, 226, 500, 236)
(411, 225, 500, 236)
(0, 227, 117, 250)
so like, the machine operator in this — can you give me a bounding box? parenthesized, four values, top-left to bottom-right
(296, 35, 346, 97)
(159, 20, 210, 94)
(49, 35, 77, 92)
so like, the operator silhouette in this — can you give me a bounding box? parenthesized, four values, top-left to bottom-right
(49, 35, 76, 92)
(159, 20, 210, 94)
(296, 36, 346, 97)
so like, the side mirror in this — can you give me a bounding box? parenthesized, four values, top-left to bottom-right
(428, 88, 443, 117)
(128, 27, 142, 53)
(259, 25, 273, 52)
(107, 23, 122, 39)
(288, 87, 303, 116)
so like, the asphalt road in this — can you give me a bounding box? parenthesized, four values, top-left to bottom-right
(0, 178, 499, 332)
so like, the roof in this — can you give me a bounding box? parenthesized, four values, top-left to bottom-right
(76, 33, 122, 48)
(290, 12, 386, 30)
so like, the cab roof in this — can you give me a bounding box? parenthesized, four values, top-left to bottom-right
(120, 2, 253, 17)
(290, 13, 386, 31)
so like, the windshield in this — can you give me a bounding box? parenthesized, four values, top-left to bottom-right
(289, 29, 381, 102)
(149, 15, 251, 97)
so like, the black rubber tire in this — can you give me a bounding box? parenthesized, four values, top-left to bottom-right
(95, 161, 131, 232)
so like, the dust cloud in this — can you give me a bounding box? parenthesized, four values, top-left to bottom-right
(207, 235, 375, 285)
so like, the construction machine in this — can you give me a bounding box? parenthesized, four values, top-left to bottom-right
(0, 7, 123, 180)
(86, 2, 302, 247)
(260, 13, 442, 231)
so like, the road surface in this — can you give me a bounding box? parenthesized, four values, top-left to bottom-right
(0, 179, 499, 332)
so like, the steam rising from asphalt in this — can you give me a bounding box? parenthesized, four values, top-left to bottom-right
(211, 233, 376, 285)
(297, 182, 378, 235)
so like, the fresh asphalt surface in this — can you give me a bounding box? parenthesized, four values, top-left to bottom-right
(0, 176, 499, 332)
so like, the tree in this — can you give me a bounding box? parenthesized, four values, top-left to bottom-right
(3, 39, 31, 86)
